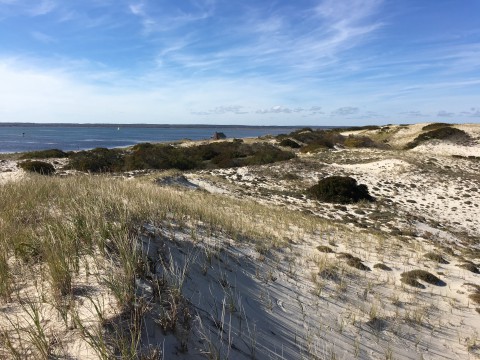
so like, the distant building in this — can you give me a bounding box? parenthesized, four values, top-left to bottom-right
(212, 132, 227, 140)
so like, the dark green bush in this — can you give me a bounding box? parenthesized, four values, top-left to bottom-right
(68, 148, 124, 172)
(307, 176, 374, 204)
(296, 131, 344, 149)
(299, 143, 330, 153)
(337, 125, 381, 132)
(279, 138, 301, 148)
(67, 142, 294, 172)
(343, 136, 376, 148)
(20, 149, 68, 159)
(244, 143, 294, 166)
(422, 123, 452, 131)
(125, 143, 199, 171)
(19, 160, 55, 175)
(278, 128, 382, 151)
(406, 127, 470, 149)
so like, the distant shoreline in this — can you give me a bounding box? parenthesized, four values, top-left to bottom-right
(0, 123, 342, 129)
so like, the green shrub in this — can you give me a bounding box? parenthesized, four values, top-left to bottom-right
(307, 176, 374, 204)
(244, 143, 294, 166)
(19, 160, 55, 175)
(343, 136, 376, 148)
(336, 125, 381, 132)
(67, 142, 294, 172)
(406, 127, 470, 149)
(296, 130, 344, 149)
(279, 138, 301, 148)
(125, 143, 200, 171)
(422, 123, 452, 131)
(67, 148, 124, 172)
(20, 149, 68, 159)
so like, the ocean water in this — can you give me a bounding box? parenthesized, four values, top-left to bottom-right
(0, 124, 323, 153)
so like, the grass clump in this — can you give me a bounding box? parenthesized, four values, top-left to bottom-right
(20, 149, 68, 159)
(336, 253, 370, 271)
(457, 263, 479, 274)
(400, 270, 445, 288)
(19, 160, 55, 175)
(346, 257, 370, 271)
(424, 252, 449, 264)
(470, 293, 480, 305)
(308, 176, 374, 204)
(373, 263, 392, 271)
(316, 245, 334, 253)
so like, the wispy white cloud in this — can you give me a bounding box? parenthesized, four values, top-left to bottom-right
(129, 0, 215, 34)
(332, 107, 359, 116)
(28, 0, 56, 16)
(192, 105, 248, 116)
(256, 106, 300, 114)
(437, 110, 455, 118)
(461, 108, 480, 117)
(399, 111, 428, 117)
(31, 31, 56, 43)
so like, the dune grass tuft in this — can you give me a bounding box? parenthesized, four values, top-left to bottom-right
(401, 270, 445, 288)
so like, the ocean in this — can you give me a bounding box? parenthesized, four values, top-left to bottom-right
(0, 124, 330, 153)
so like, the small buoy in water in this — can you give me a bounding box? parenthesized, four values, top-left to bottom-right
(22, 132, 25, 137)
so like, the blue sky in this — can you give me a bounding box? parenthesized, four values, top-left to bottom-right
(0, 0, 479, 125)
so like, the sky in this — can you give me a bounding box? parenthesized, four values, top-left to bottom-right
(0, 0, 479, 125)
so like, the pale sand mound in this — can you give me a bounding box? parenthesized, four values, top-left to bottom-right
(411, 142, 480, 157)
(335, 158, 412, 174)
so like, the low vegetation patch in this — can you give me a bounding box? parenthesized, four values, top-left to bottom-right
(308, 176, 374, 204)
(316, 245, 334, 253)
(406, 127, 470, 149)
(373, 263, 392, 271)
(277, 127, 381, 152)
(338, 125, 382, 132)
(67, 147, 124, 172)
(457, 263, 480, 274)
(278, 138, 301, 148)
(18, 160, 55, 175)
(20, 148, 68, 159)
(424, 252, 449, 264)
(422, 123, 453, 131)
(318, 265, 339, 282)
(346, 257, 370, 271)
(400, 270, 445, 288)
(343, 135, 377, 148)
(67, 142, 294, 172)
(470, 293, 480, 305)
